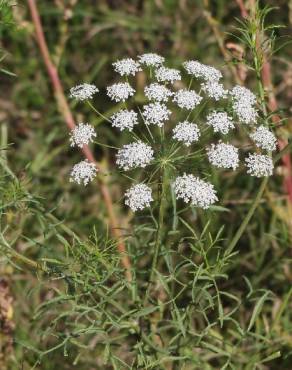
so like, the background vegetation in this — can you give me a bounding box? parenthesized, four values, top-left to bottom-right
(0, 0, 292, 369)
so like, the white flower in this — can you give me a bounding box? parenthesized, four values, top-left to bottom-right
(230, 85, 257, 106)
(144, 83, 173, 102)
(107, 82, 135, 102)
(174, 174, 218, 209)
(111, 109, 139, 131)
(69, 160, 97, 186)
(142, 103, 171, 127)
(201, 81, 227, 101)
(155, 66, 181, 84)
(69, 123, 96, 148)
(69, 83, 98, 101)
(125, 183, 153, 211)
(112, 58, 141, 76)
(207, 142, 239, 170)
(116, 141, 154, 170)
(183, 60, 222, 81)
(206, 111, 235, 134)
(172, 121, 200, 146)
(232, 101, 258, 124)
(138, 53, 165, 67)
(249, 125, 277, 151)
(173, 89, 202, 110)
(245, 153, 273, 177)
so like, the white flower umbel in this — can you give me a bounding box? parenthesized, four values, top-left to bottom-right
(183, 60, 222, 81)
(174, 174, 218, 209)
(249, 125, 277, 152)
(172, 121, 200, 146)
(112, 58, 141, 76)
(173, 89, 202, 110)
(245, 153, 274, 177)
(207, 142, 239, 170)
(107, 82, 135, 102)
(111, 109, 139, 131)
(69, 123, 96, 148)
(142, 102, 171, 127)
(230, 85, 257, 106)
(138, 53, 165, 67)
(144, 83, 173, 102)
(233, 101, 258, 124)
(116, 141, 154, 170)
(125, 183, 153, 211)
(206, 111, 235, 134)
(155, 66, 181, 84)
(69, 160, 97, 186)
(201, 81, 227, 101)
(69, 83, 98, 101)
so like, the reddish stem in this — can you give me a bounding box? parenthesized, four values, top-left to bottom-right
(27, 0, 132, 280)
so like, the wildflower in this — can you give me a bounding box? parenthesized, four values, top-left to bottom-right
(116, 141, 154, 170)
(107, 82, 135, 102)
(173, 89, 202, 110)
(144, 83, 173, 102)
(183, 60, 222, 81)
(172, 121, 200, 146)
(201, 81, 227, 101)
(69, 123, 96, 148)
(206, 111, 235, 134)
(245, 153, 274, 177)
(69, 83, 98, 101)
(155, 66, 181, 84)
(69, 160, 97, 186)
(249, 125, 277, 151)
(207, 142, 239, 170)
(232, 101, 258, 124)
(174, 174, 218, 209)
(230, 85, 257, 106)
(111, 109, 139, 131)
(138, 53, 165, 67)
(142, 102, 171, 127)
(112, 58, 141, 76)
(125, 183, 153, 211)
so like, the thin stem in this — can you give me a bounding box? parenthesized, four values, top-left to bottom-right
(225, 176, 268, 256)
(146, 166, 168, 296)
(87, 101, 112, 124)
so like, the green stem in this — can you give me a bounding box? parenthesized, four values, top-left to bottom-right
(225, 176, 268, 256)
(87, 101, 112, 124)
(147, 166, 168, 291)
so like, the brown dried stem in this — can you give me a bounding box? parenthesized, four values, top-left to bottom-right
(27, 0, 132, 281)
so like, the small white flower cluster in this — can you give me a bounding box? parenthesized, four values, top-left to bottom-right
(206, 111, 235, 134)
(69, 160, 97, 186)
(173, 89, 202, 110)
(230, 85, 258, 124)
(183, 60, 222, 81)
(125, 183, 153, 211)
(69, 83, 98, 101)
(207, 142, 239, 170)
(107, 82, 135, 102)
(116, 141, 154, 170)
(155, 66, 181, 84)
(245, 153, 274, 177)
(172, 121, 200, 146)
(112, 58, 141, 76)
(174, 174, 218, 209)
(138, 53, 165, 67)
(69, 123, 96, 148)
(111, 109, 138, 131)
(201, 80, 227, 101)
(142, 102, 171, 127)
(249, 125, 277, 152)
(144, 83, 173, 102)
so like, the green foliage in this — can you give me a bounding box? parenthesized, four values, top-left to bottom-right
(1, 1, 292, 369)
